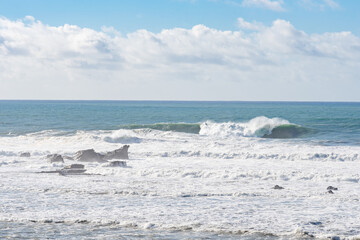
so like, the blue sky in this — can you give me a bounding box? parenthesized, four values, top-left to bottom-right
(1, 0, 359, 34)
(0, 0, 360, 101)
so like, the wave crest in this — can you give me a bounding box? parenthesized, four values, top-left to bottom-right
(199, 116, 307, 138)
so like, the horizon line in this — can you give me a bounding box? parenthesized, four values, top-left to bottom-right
(0, 99, 359, 103)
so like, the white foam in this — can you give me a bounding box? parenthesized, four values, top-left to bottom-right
(102, 129, 142, 143)
(1, 126, 360, 238)
(199, 116, 290, 137)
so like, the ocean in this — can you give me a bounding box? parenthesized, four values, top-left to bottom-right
(0, 100, 359, 239)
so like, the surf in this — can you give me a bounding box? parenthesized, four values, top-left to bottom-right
(199, 116, 310, 139)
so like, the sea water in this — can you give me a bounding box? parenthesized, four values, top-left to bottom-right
(0, 100, 359, 239)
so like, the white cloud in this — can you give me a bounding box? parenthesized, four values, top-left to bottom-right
(238, 18, 265, 31)
(242, 0, 285, 11)
(0, 16, 360, 101)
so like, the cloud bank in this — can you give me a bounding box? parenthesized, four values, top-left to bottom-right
(0, 16, 359, 100)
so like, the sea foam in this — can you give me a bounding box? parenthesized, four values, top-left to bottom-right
(199, 116, 292, 137)
(1, 115, 360, 239)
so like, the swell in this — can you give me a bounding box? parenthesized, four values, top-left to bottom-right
(119, 123, 201, 134)
(262, 124, 311, 139)
(0, 117, 312, 144)
(115, 116, 310, 139)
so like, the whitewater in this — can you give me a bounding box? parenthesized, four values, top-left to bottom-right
(1, 101, 360, 239)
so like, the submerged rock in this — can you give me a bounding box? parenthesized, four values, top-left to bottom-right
(38, 163, 86, 175)
(75, 220, 89, 224)
(301, 232, 314, 238)
(103, 145, 129, 160)
(108, 160, 127, 167)
(309, 221, 322, 226)
(64, 164, 85, 169)
(20, 152, 30, 157)
(74, 149, 105, 162)
(47, 154, 64, 163)
(59, 164, 86, 175)
(273, 185, 284, 190)
(328, 190, 334, 194)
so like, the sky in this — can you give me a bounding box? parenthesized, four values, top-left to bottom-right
(0, 0, 359, 101)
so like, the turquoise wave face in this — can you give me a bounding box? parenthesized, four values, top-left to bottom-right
(262, 124, 311, 139)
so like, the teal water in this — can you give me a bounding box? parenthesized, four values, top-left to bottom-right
(0, 100, 359, 145)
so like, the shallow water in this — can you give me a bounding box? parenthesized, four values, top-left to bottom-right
(1, 221, 289, 240)
(0, 101, 359, 239)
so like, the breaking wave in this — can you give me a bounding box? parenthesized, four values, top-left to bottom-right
(199, 116, 309, 138)
(2, 117, 309, 142)
(116, 116, 310, 139)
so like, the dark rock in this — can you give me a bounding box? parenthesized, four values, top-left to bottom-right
(273, 185, 284, 190)
(59, 169, 86, 175)
(328, 190, 334, 194)
(103, 145, 129, 160)
(59, 164, 86, 175)
(309, 221, 322, 226)
(74, 149, 105, 162)
(75, 220, 89, 224)
(73, 145, 130, 162)
(38, 164, 87, 175)
(47, 154, 64, 163)
(330, 236, 340, 240)
(327, 186, 338, 191)
(302, 231, 314, 238)
(64, 164, 85, 169)
(20, 152, 30, 157)
(108, 161, 127, 167)
(38, 170, 59, 174)
(56, 164, 87, 175)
